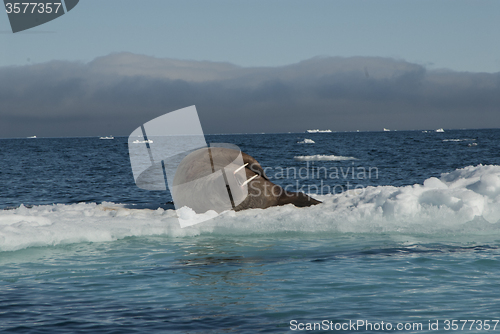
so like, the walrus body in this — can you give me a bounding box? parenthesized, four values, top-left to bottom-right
(171, 147, 321, 213)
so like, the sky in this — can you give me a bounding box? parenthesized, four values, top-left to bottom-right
(1, 0, 500, 137)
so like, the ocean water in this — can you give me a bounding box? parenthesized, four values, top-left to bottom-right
(1, 129, 500, 333)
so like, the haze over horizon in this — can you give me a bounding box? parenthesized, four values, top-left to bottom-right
(1, 52, 499, 138)
(2, 1, 500, 138)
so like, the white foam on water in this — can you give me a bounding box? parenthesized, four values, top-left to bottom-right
(442, 138, 476, 142)
(2, 165, 500, 252)
(294, 155, 357, 161)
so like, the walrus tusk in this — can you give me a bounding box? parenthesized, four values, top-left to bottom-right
(234, 163, 248, 174)
(240, 174, 258, 187)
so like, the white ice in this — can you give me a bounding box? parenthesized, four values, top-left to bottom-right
(2, 165, 500, 251)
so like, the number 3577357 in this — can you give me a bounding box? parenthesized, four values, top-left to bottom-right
(5, 2, 62, 14)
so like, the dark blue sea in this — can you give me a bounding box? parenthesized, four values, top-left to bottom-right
(2, 129, 500, 333)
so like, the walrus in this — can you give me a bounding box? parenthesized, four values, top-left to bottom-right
(169, 146, 321, 213)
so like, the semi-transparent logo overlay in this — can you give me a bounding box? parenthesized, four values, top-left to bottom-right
(128, 106, 248, 228)
(4, 0, 79, 33)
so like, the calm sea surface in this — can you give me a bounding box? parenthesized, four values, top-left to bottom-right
(1, 129, 500, 333)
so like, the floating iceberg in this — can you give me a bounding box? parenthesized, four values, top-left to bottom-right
(297, 138, 315, 144)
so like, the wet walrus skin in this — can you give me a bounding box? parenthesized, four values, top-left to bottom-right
(171, 147, 321, 213)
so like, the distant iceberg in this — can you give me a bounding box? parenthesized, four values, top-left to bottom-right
(435, 128, 445, 132)
(297, 138, 315, 144)
(383, 128, 390, 132)
(132, 139, 153, 144)
(306, 129, 332, 133)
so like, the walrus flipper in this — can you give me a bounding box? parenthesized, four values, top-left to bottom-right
(277, 190, 322, 207)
